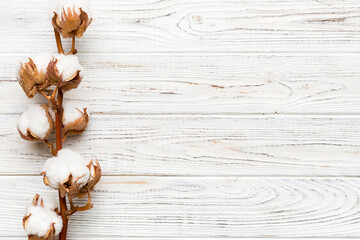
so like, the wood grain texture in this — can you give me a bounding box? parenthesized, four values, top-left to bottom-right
(2, 176, 360, 237)
(1, 0, 360, 53)
(2, 53, 360, 114)
(2, 0, 360, 238)
(5, 239, 348, 240)
(0, 239, 351, 240)
(2, 114, 360, 176)
(0, 239, 352, 240)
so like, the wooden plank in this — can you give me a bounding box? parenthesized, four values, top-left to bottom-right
(2, 53, 360, 114)
(1, 238, 356, 240)
(1, 0, 360, 53)
(2, 176, 360, 237)
(2, 114, 360, 176)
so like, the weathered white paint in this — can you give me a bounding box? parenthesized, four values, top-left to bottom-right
(1, 0, 359, 239)
(2, 176, 360, 238)
(0, 0, 360, 53)
(2, 53, 360, 114)
(1, 114, 360, 176)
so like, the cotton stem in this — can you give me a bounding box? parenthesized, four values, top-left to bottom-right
(54, 28, 64, 54)
(69, 36, 77, 55)
(39, 90, 57, 106)
(55, 89, 69, 240)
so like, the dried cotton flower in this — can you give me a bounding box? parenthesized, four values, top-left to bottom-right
(17, 53, 53, 98)
(18, 105, 54, 141)
(23, 194, 62, 240)
(52, 0, 92, 38)
(42, 149, 101, 199)
(46, 54, 84, 92)
(62, 101, 89, 137)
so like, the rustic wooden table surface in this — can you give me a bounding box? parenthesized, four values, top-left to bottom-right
(1, 0, 360, 239)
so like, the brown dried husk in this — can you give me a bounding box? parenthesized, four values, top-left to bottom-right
(63, 108, 89, 138)
(17, 58, 49, 98)
(52, 7, 92, 38)
(25, 224, 55, 240)
(76, 159, 102, 199)
(18, 105, 54, 141)
(46, 57, 83, 92)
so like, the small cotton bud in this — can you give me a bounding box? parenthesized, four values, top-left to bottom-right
(46, 54, 83, 92)
(63, 101, 89, 138)
(23, 194, 62, 239)
(52, 0, 92, 38)
(18, 105, 54, 141)
(17, 53, 53, 98)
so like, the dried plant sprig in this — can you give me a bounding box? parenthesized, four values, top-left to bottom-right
(18, 1, 99, 239)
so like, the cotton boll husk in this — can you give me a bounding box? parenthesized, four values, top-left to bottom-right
(54, 54, 84, 81)
(52, 0, 92, 19)
(17, 54, 53, 98)
(62, 101, 89, 138)
(90, 164, 95, 181)
(16, 53, 51, 86)
(63, 101, 84, 125)
(18, 105, 53, 140)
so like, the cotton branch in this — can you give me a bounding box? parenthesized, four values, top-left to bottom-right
(17, 1, 98, 240)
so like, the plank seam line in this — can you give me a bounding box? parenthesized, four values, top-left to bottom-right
(0, 52, 360, 55)
(2, 237, 360, 239)
(4, 113, 360, 117)
(1, 175, 360, 178)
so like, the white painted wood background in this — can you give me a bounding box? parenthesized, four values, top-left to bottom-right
(0, 0, 360, 238)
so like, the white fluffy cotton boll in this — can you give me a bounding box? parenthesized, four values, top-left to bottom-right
(43, 149, 90, 189)
(18, 105, 52, 140)
(63, 101, 85, 125)
(60, 149, 90, 186)
(54, 54, 84, 81)
(51, 0, 92, 19)
(24, 195, 62, 237)
(42, 156, 70, 189)
(25, 208, 62, 237)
